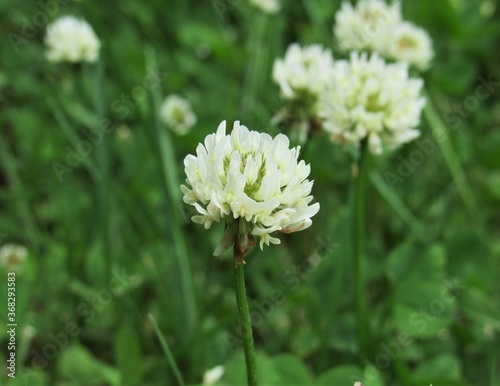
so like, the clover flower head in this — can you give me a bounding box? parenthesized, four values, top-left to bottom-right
(273, 43, 335, 103)
(250, 0, 281, 14)
(182, 121, 319, 259)
(202, 365, 225, 385)
(377, 21, 434, 70)
(318, 52, 426, 155)
(45, 16, 100, 63)
(0, 244, 28, 272)
(334, 0, 402, 52)
(334, 0, 434, 71)
(160, 95, 197, 135)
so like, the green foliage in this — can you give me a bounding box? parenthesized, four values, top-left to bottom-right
(57, 344, 120, 385)
(222, 352, 314, 385)
(386, 241, 454, 338)
(115, 325, 143, 386)
(0, 0, 499, 385)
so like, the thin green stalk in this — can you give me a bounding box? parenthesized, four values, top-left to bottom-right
(393, 355, 411, 384)
(46, 95, 101, 182)
(423, 89, 483, 232)
(241, 11, 268, 121)
(352, 142, 371, 363)
(148, 314, 187, 386)
(490, 340, 498, 386)
(93, 60, 112, 284)
(0, 134, 40, 250)
(369, 171, 426, 241)
(145, 47, 197, 339)
(234, 262, 258, 386)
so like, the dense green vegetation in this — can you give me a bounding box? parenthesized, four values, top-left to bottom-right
(0, 0, 499, 385)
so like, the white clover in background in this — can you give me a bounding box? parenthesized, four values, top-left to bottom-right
(202, 365, 225, 385)
(334, 0, 402, 52)
(273, 43, 335, 104)
(0, 244, 28, 272)
(318, 52, 426, 155)
(45, 16, 100, 63)
(376, 21, 434, 70)
(160, 95, 197, 135)
(250, 0, 281, 14)
(334, 0, 433, 70)
(182, 121, 319, 256)
(272, 44, 335, 144)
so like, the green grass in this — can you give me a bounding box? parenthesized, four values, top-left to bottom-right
(0, 0, 499, 385)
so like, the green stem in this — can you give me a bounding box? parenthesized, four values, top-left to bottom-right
(234, 262, 258, 386)
(145, 47, 197, 340)
(46, 95, 100, 182)
(93, 60, 112, 284)
(490, 339, 498, 386)
(148, 314, 187, 386)
(352, 141, 371, 363)
(423, 88, 483, 233)
(241, 11, 268, 121)
(0, 134, 40, 250)
(369, 171, 426, 241)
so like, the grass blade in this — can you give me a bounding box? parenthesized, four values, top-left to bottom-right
(0, 133, 41, 250)
(423, 88, 483, 232)
(144, 47, 197, 340)
(148, 314, 186, 386)
(370, 171, 426, 241)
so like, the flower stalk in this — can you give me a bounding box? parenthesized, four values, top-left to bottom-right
(181, 120, 320, 385)
(234, 245, 258, 386)
(352, 140, 371, 363)
(234, 219, 255, 268)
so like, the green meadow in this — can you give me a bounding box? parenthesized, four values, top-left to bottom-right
(0, 0, 499, 385)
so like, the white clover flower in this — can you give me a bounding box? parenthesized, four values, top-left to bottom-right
(202, 365, 225, 385)
(250, 0, 281, 14)
(273, 43, 335, 103)
(0, 244, 28, 272)
(160, 95, 197, 135)
(334, 0, 402, 52)
(45, 16, 100, 63)
(318, 52, 426, 155)
(376, 21, 434, 70)
(182, 121, 319, 258)
(334, 0, 434, 71)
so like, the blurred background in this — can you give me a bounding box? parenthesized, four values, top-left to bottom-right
(0, 0, 499, 385)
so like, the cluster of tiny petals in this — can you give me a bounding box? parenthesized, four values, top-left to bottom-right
(318, 52, 426, 154)
(334, 0, 433, 70)
(376, 21, 434, 70)
(45, 16, 100, 63)
(334, 0, 402, 51)
(250, 0, 281, 14)
(182, 121, 319, 250)
(0, 244, 28, 272)
(160, 95, 197, 135)
(273, 43, 335, 101)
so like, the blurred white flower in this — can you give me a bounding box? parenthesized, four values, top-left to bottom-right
(250, 0, 281, 14)
(202, 365, 224, 385)
(334, 0, 402, 51)
(45, 16, 100, 63)
(377, 21, 434, 70)
(318, 52, 426, 155)
(160, 95, 197, 135)
(273, 43, 334, 103)
(354, 382, 363, 386)
(334, 0, 434, 70)
(181, 121, 319, 253)
(0, 244, 28, 272)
